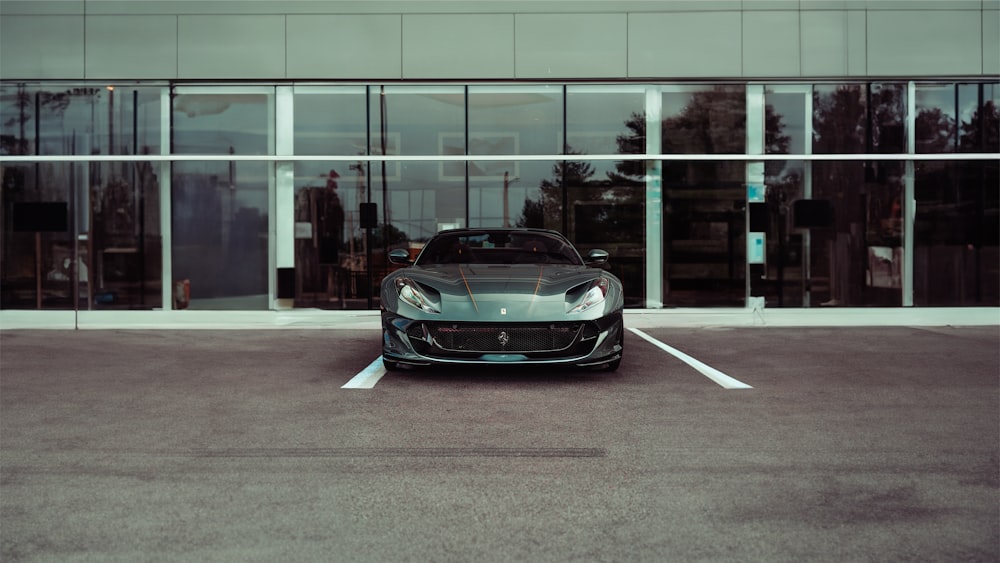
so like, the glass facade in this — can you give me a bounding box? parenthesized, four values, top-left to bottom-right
(1, 85, 163, 310)
(1, 81, 997, 311)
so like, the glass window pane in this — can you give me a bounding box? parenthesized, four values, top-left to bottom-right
(754, 159, 806, 307)
(468, 85, 562, 157)
(293, 88, 367, 156)
(869, 83, 906, 154)
(813, 84, 866, 154)
(0, 84, 34, 155)
(171, 161, 269, 309)
(915, 160, 999, 305)
(810, 160, 903, 307)
(171, 91, 272, 309)
(370, 86, 464, 157)
(566, 86, 644, 155)
(469, 159, 556, 230)
(292, 162, 369, 309)
(916, 84, 957, 153)
(958, 83, 1000, 153)
(1, 163, 78, 309)
(662, 86, 746, 154)
(662, 160, 745, 307)
(765, 90, 806, 155)
(1, 85, 162, 156)
(173, 92, 272, 155)
(89, 161, 163, 309)
(566, 159, 645, 308)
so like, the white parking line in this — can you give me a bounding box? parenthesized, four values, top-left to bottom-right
(342, 357, 388, 389)
(628, 328, 753, 390)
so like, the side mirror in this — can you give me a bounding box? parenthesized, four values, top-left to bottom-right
(388, 248, 413, 265)
(585, 249, 609, 266)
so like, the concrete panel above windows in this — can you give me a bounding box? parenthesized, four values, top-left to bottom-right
(867, 10, 983, 76)
(800, 11, 848, 77)
(85, 16, 178, 79)
(985, 10, 1000, 75)
(515, 13, 627, 79)
(742, 0, 799, 9)
(177, 15, 285, 79)
(628, 12, 742, 78)
(74, 1, 743, 16)
(403, 14, 514, 79)
(743, 11, 800, 77)
(846, 10, 868, 76)
(0, 1, 82, 15)
(0, 16, 83, 79)
(288, 15, 401, 79)
(864, 0, 983, 9)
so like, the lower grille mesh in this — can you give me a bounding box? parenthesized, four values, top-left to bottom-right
(408, 323, 583, 353)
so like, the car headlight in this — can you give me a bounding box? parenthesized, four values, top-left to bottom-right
(395, 277, 441, 314)
(567, 276, 610, 314)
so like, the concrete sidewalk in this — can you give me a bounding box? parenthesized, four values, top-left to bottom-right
(1, 307, 997, 330)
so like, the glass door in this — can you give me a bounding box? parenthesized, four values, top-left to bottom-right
(661, 85, 747, 307)
(171, 87, 274, 310)
(754, 84, 811, 307)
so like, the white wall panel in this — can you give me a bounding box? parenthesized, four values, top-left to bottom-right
(516, 13, 626, 78)
(287, 15, 401, 79)
(177, 15, 285, 79)
(0, 1, 82, 15)
(801, 11, 848, 76)
(628, 12, 741, 78)
(0, 16, 83, 78)
(867, 10, 983, 75)
(403, 14, 513, 79)
(78, 1, 743, 16)
(846, 10, 868, 76)
(742, 0, 799, 9)
(865, 1, 982, 9)
(743, 11, 800, 77)
(985, 10, 1000, 76)
(85, 16, 177, 79)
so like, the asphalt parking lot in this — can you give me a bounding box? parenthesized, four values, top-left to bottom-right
(1, 325, 998, 562)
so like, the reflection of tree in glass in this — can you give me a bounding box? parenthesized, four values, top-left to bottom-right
(662, 89, 747, 155)
(813, 85, 866, 153)
(916, 107, 955, 153)
(870, 84, 906, 153)
(960, 99, 999, 152)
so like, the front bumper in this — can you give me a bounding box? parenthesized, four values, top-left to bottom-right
(381, 310, 623, 368)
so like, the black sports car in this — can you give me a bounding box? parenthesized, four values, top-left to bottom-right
(380, 228, 624, 371)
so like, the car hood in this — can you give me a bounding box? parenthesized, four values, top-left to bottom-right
(392, 264, 608, 321)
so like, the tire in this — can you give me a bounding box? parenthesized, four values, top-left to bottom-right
(602, 356, 622, 372)
(383, 358, 402, 371)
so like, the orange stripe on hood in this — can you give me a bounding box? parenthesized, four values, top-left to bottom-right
(458, 265, 479, 313)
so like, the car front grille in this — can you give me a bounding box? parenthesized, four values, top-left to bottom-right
(406, 322, 589, 355)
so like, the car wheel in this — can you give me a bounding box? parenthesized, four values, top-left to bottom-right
(383, 358, 402, 371)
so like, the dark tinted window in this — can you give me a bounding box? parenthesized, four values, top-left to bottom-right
(416, 231, 582, 266)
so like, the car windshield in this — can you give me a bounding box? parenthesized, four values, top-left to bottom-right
(416, 231, 583, 266)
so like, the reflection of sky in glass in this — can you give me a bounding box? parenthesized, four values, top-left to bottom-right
(173, 94, 271, 155)
(0, 86, 162, 156)
(765, 92, 806, 154)
(293, 91, 366, 155)
(914, 83, 999, 135)
(567, 88, 644, 179)
(468, 85, 562, 156)
(372, 87, 464, 156)
(916, 84, 956, 119)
